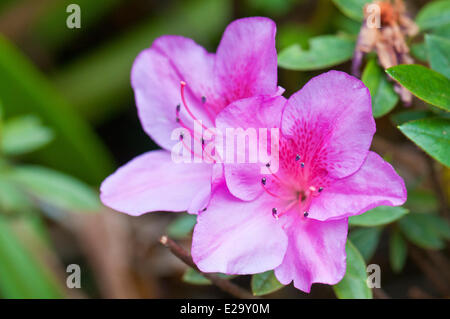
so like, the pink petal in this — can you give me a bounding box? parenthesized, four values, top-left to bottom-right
(274, 217, 348, 293)
(215, 95, 286, 201)
(309, 152, 407, 221)
(131, 36, 215, 150)
(192, 188, 288, 274)
(214, 17, 279, 109)
(281, 70, 375, 179)
(100, 150, 212, 216)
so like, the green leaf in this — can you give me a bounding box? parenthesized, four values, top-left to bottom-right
(426, 214, 450, 240)
(398, 118, 450, 167)
(0, 215, 63, 298)
(416, 0, 450, 31)
(0, 179, 32, 213)
(167, 214, 197, 239)
(333, 240, 372, 299)
(278, 35, 355, 71)
(362, 59, 399, 118)
(2, 116, 53, 156)
(386, 64, 450, 111)
(390, 110, 434, 126)
(8, 165, 101, 212)
(251, 270, 284, 296)
(411, 42, 428, 62)
(349, 206, 409, 227)
(0, 35, 114, 184)
(182, 268, 212, 285)
(389, 228, 408, 273)
(398, 213, 445, 250)
(332, 0, 372, 21)
(405, 189, 439, 214)
(182, 267, 235, 285)
(425, 34, 450, 78)
(349, 227, 382, 262)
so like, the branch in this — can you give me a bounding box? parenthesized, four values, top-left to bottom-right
(159, 236, 258, 299)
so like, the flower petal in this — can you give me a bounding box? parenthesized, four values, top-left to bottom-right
(309, 151, 407, 221)
(192, 188, 288, 274)
(100, 150, 212, 216)
(131, 36, 215, 150)
(215, 95, 286, 201)
(214, 17, 279, 109)
(281, 70, 375, 179)
(274, 217, 348, 293)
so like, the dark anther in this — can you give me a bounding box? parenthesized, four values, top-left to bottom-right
(179, 133, 184, 140)
(304, 212, 309, 217)
(318, 187, 323, 193)
(295, 154, 301, 161)
(300, 162, 305, 168)
(261, 177, 267, 185)
(272, 208, 278, 215)
(201, 138, 205, 145)
(176, 104, 181, 112)
(201, 207, 207, 212)
(176, 117, 180, 123)
(201, 96, 207, 104)
(266, 162, 271, 168)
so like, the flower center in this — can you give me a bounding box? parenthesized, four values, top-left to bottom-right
(262, 154, 325, 220)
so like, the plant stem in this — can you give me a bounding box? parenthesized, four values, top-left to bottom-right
(159, 236, 258, 299)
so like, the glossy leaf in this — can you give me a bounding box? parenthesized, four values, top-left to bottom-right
(8, 165, 101, 212)
(182, 268, 235, 285)
(398, 214, 445, 250)
(389, 228, 408, 273)
(251, 270, 284, 296)
(333, 240, 372, 299)
(362, 59, 399, 118)
(349, 206, 409, 227)
(349, 227, 382, 262)
(386, 64, 450, 111)
(167, 214, 196, 239)
(390, 110, 434, 126)
(278, 35, 355, 71)
(416, 0, 450, 31)
(425, 34, 450, 78)
(398, 118, 450, 167)
(182, 268, 212, 285)
(332, 0, 372, 21)
(1, 116, 53, 156)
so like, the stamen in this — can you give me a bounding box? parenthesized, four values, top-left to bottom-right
(295, 154, 301, 161)
(181, 137, 204, 160)
(303, 211, 309, 217)
(180, 81, 208, 130)
(261, 182, 282, 198)
(318, 187, 323, 193)
(272, 208, 278, 219)
(201, 96, 207, 104)
(300, 162, 305, 168)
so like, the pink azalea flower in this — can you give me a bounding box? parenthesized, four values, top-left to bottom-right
(100, 17, 281, 215)
(191, 71, 407, 292)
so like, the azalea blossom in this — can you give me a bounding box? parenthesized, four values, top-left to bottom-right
(100, 17, 281, 215)
(192, 71, 407, 292)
